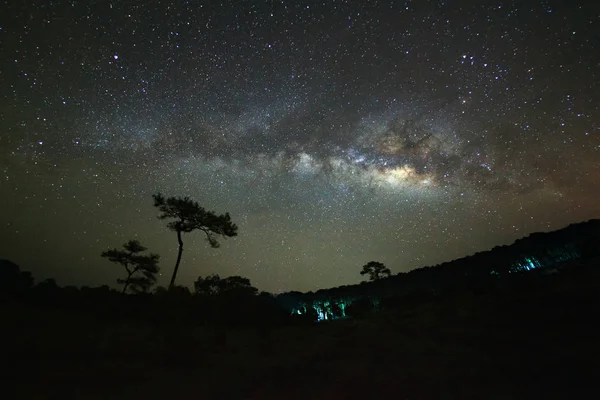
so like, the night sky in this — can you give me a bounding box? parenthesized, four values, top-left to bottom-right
(1, 0, 598, 293)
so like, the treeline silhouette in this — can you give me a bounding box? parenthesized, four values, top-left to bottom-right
(284, 219, 600, 320)
(2, 219, 599, 328)
(0, 262, 288, 329)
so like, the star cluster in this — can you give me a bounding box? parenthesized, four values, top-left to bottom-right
(1, 0, 599, 292)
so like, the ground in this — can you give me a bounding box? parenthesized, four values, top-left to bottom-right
(4, 267, 599, 399)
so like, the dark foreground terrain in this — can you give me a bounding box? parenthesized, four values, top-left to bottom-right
(4, 263, 600, 400)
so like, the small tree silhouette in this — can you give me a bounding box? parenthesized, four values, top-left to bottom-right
(152, 193, 238, 289)
(360, 261, 391, 281)
(101, 240, 160, 293)
(194, 274, 258, 297)
(193, 274, 223, 295)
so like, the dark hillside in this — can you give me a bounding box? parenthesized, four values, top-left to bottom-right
(2, 220, 600, 399)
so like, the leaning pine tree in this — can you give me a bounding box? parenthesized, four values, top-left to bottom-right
(152, 193, 238, 289)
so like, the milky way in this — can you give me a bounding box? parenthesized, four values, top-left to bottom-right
(1, 0, 599, 292)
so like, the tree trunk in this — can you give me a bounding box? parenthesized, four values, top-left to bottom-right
(169, 230, 184, 289)
(122, 272, 132, 294)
